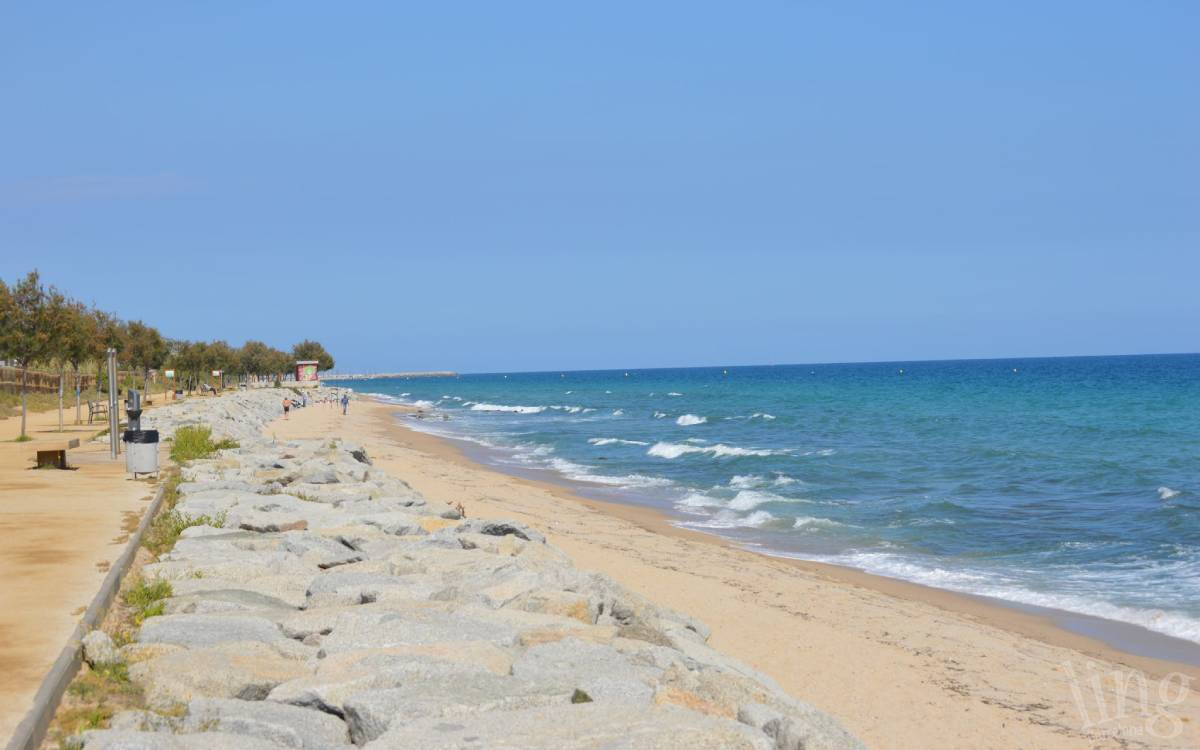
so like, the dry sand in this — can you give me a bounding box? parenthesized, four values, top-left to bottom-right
(0, 401, 162, 741)
(265, 395, 1200, 749)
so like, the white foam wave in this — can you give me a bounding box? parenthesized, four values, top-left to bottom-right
(469, 403, 546, 414)
(667, 392, 683, 397)
(612, 409, 624, 416)
(686, 509, 777, 529)
(728, 490, 787, 511)
(1158, 486, 1181, 501)
(588, 437, 650, 447)
(811, 551, 1200, 644)
(546, 458, 672, 488)
(647, 442, 786, 459)
(411, 400, 436, 409)
(729, 473, 798, 489)
(793, 516, 845, 530)
(652, 411, 668, 419)
(676, 414, 707, 426)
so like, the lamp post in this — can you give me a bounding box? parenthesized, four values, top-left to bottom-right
(107, 348, 120, 459)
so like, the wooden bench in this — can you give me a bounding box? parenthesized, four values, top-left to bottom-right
(87, 400, 108, 424)
(36, 438, 81, 470)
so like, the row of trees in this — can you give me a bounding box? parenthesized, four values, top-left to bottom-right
(0, 270, 335, 440)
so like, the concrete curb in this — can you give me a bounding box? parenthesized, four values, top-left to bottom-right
(5, 479, 169, 750)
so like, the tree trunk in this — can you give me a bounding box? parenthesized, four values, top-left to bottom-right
(19, 366, 28, 439)
(74, 368, 82, 424)
(58, 369, 64, 432)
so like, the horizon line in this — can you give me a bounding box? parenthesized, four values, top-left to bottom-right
(324, 350, 1199, 379)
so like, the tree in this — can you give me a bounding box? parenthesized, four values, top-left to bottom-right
(1, 271, 54, 439)
(204, 340, 238, 389)
(291, 340, 334, 373)
(124, 321, 168, 402)
(0, 279, 14, 363)
(59, 301, 97, 424)
(267, 347, 292, 384)
(91, 309, 125, 398)
(167, 340, 211, 393)
(238, 340, 273, 382)
(41, 288, 74, 432)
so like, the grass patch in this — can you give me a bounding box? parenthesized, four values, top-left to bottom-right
(141, 471, 226, 557)
(168, 424, 239, 463)
(49, 658, 143, 744)
(122, 577, 173, 624)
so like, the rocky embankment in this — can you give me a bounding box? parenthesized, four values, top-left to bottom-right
(74, 390, 863, 749)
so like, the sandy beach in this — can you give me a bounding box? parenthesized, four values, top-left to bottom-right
(263, 394, 1200, 749)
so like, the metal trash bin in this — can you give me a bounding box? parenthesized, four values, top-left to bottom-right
(124, 429, 160, 477)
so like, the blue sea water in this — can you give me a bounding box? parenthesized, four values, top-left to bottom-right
(328, 354, 1200, 643)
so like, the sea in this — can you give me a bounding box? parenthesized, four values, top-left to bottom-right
(327, 354, 1200, 647)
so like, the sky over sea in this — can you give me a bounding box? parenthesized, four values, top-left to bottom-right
(1, 2, 1196, 372)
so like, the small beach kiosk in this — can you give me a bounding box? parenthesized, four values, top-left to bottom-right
(295, 360, 320, 386)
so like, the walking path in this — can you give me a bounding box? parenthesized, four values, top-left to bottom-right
(0, 402, 160, 741)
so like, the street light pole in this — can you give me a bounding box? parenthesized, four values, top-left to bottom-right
(107, 348, 120, 459)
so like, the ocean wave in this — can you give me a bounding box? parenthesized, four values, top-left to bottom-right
(728, 490, 788, 511)
(469, 403, 546, 414)
(588, 437, 650, 447)
(652, 411, 668, 419)
(793, 516, 845, 530)
(677, 493, 724, 510)
(751, 412, 776, 420)
(647, 442, 786, 459)
(729, 473, 798, 489)
(411, 400, 437, 409)
(676, 414, 707, 426)
(612, 409, 624, 416)
(548, 405, 592, 414)
(685, 509, 777, 529)
(1158, 486, 1181, 501)
(546, 457, 672, 488)
(667, 392, 683, 397)
(810, 550, 1200, 644)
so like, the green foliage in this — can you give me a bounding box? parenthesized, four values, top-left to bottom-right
(169, 425, 239, 463)
(143, 508, 226, 557)
(291, 339, 335, 372)
(122, 577, 173, 624)
(571, 689, 593, 704)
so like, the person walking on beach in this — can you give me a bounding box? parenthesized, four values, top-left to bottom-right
(282, 396, 291, 420)
(341, 393, 349, 415)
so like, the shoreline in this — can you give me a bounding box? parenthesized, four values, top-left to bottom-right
(264, 392, 1200, 747)
(381, 402, 1200, 677)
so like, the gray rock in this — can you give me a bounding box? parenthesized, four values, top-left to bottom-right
(137, 614, 289, 649)
(343, 672, 570, 744)
(82, 630, 121, 667)
(79, 729, 291, 749)
(453, 518, 547, 544)
(180, 698, 351, 749)
(129, 643, 311, 709)
(737, 701, 867, 750)
(362, 703, 774, 749)
(510, 637, 660, 706)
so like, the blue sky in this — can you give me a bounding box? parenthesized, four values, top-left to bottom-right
(2, 2, 1196, 373)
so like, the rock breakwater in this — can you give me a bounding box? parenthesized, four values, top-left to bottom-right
(73, 391, 863, 749)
